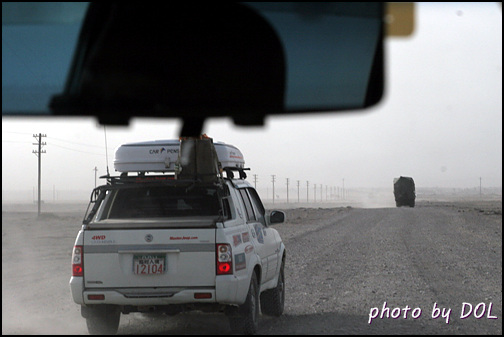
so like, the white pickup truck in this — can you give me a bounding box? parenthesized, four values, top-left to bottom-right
(70, 138, 286, 335)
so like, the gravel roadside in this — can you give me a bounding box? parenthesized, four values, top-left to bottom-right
(2, 200, 501, 335)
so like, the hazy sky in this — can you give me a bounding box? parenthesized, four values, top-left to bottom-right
(2, 3, 502, 202)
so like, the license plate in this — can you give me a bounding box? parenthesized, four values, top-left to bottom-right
(133, 254, 166, 275)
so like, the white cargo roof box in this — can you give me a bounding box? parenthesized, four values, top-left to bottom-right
(114, 140, 244, 173)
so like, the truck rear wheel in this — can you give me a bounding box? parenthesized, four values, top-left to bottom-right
(82, 305, 120, 335)
(228, 272, 259, 335)
(260, 260, 285, 316)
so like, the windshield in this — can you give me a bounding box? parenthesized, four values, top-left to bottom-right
(1, 3, 502, 335)
(2, 2, 89, 113)
(96, 185, 222, 220)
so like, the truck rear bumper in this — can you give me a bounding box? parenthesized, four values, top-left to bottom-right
(71, 273, 249, 306)
(80, 287, 217, 306)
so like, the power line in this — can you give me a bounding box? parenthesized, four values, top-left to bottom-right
(1, 140, 31, 144)
(2, 138, 111, 156)
(48, 136, 114, 149)
(49, 143, 108, 156)
(3, 131, 33, 136)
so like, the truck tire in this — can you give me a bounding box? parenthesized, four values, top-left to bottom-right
(82, 305, 120, 335)
(260, 260, 285, 316)
(228, 272, 259, 335)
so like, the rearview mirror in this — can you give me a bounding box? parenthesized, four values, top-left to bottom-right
(2, 2, 385, 134)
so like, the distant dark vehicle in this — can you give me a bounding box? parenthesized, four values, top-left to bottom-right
(393, 176, 416, 207)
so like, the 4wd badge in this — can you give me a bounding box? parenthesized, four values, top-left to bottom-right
(145, 234, 153, 242)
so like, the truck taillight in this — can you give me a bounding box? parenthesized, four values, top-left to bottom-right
(72, 245, 83, 277)
(216, 244, 233, 275)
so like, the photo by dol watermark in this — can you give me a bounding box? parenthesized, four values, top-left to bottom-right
(368, 302, 498, 324)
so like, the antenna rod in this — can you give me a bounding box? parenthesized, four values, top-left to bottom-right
(104, 126, 110, 176)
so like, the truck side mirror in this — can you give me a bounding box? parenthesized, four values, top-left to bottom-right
(269, 211, 285, 225)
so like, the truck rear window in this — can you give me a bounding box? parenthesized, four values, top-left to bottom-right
(99, 185, 221, 219)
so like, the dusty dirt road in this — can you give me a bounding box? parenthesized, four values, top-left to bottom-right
(2, 200, 501, 335)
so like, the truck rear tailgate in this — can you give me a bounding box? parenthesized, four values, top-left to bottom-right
(83, 228, 215, 288)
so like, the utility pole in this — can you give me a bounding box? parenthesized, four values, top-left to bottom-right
(286, 178, 289, 204)
(32, 133, 47, 216)
(253, 174, 258, 190)
(314, 184, 317, 203)
(480, 177, 482, 197)
(320, 184, 322, 202)
(297, 180, 300, 203)
(271, 175, 276, 204)
(342, 178, 345, 200)
(306, 181, 309, 203)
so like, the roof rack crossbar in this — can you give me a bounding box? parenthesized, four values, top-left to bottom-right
(223, 167, 250, 179)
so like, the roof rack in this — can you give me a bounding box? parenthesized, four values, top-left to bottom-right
(223, 167, 250, 180)
(104, 172, 176, 185)
(101, 166, 251, 186)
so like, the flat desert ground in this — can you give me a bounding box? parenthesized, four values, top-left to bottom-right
(2, 196, 501, 334)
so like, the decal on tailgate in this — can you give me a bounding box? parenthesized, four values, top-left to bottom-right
(90, 235, 115, 244)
